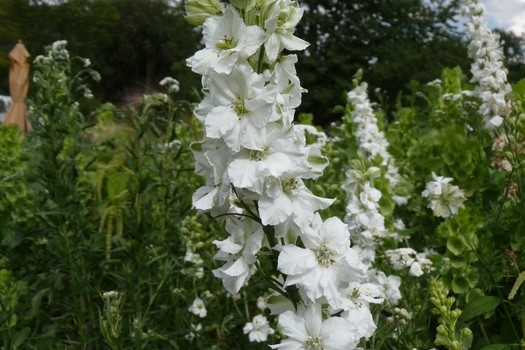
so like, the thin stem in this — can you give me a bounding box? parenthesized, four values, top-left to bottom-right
(478, 319, 490, 345)
(451, 213, 522, 344)
(257, 48, 265, 74)
(211, 212, 260, 222)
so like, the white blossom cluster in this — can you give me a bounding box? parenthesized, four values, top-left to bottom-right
(186, 0, 375, 348)
(343, 165, 387, 263)
(422, 172, 466, 218)
(463, 0, 511, 131)
(343, 83, 435, 307)
(385, 248, 434, 277)
(347, 82, 406, 204)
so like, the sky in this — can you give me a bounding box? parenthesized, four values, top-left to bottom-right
(480, 0, 525, 35)
(36, 0, 525, 36)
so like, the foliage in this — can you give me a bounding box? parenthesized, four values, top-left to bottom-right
(0, 0, 201, 104)
(0, 1, 525, 348)
(295, 0, 471, 124)
(429, 278, 473, 350)
(0, 41, 275, 349)
(2, 0, 523, 127)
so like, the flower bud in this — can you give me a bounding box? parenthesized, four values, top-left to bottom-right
(230, 0, 253, 9)
(461, 327, 472, 337)
(184, 0, 225, 26)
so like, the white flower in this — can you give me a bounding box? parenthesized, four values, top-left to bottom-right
(359, 182, 382, 210)
(212, 218, 264, 294)
(271, 55, 305, 117)
(243, 314, 275, 343)
(385, 248, 433, 277)
(257, 296, 267, 311)
(184, 244, 204, 265)
(263, 0, 309, 63)
(259, 177, 334, 228)
(278, 215, 367, 308)
(227, 125, 310, 194)
(159, 76, 180, 93)
(196, 63, 278, 152)
(190, 139, 233, 212)
(270, 303, 360, 349)
(187, 6, 265, 75)
(368, 270, 402, 305)
(188, 297, 207, 318)
(422, 172, 466, 218)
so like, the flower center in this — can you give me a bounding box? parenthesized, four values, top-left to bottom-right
(282, 178, 299, 194)
(234, 97, 249, 116)
(216, 36, 235, 50)
(305, 336, 324, 350)
(315, 243, 337, 267)
(249, 148, 266, 161)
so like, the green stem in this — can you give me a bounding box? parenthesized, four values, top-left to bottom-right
(257, 48, 265, 74)
(452, 213, 522, 345)
(478, 319, 490, 345)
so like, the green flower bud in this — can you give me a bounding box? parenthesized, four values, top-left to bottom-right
(437, 324, 448, 335)
(461, 327, 473, 337)
(230, 0, 253, 9)
(184, 0, 225, 26)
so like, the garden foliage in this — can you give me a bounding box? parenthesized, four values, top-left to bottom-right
(1, 0, 525, 349)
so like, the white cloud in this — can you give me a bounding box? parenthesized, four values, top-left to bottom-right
(480, 0, 525, 35)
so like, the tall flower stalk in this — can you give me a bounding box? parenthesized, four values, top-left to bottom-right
(462, 0, 511, 131)
(186, 0, 375, 347)
(342, 76, 434, 307)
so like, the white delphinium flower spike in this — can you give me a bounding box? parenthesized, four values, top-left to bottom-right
(187, 1, 376, 347)
(347, 82, 405, 194)
(463, 0, 511, 130)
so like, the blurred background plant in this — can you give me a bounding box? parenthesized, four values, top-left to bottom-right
(0, 0, 523, 126)
(0, 41, 274, 349)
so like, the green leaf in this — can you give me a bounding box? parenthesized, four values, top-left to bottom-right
(480, 345, 512, 350)
(447, 236, 465, 256)
(459, 296, 501, 323)
(27, 288, 50, 319)
(1, 229, 24, 249)
(11, 327, 30, 348)
(449, 254, 468, 268)
(452, 275, 470, 294)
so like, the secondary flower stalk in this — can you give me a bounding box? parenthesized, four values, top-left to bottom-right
(463, 0, 511, 131)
